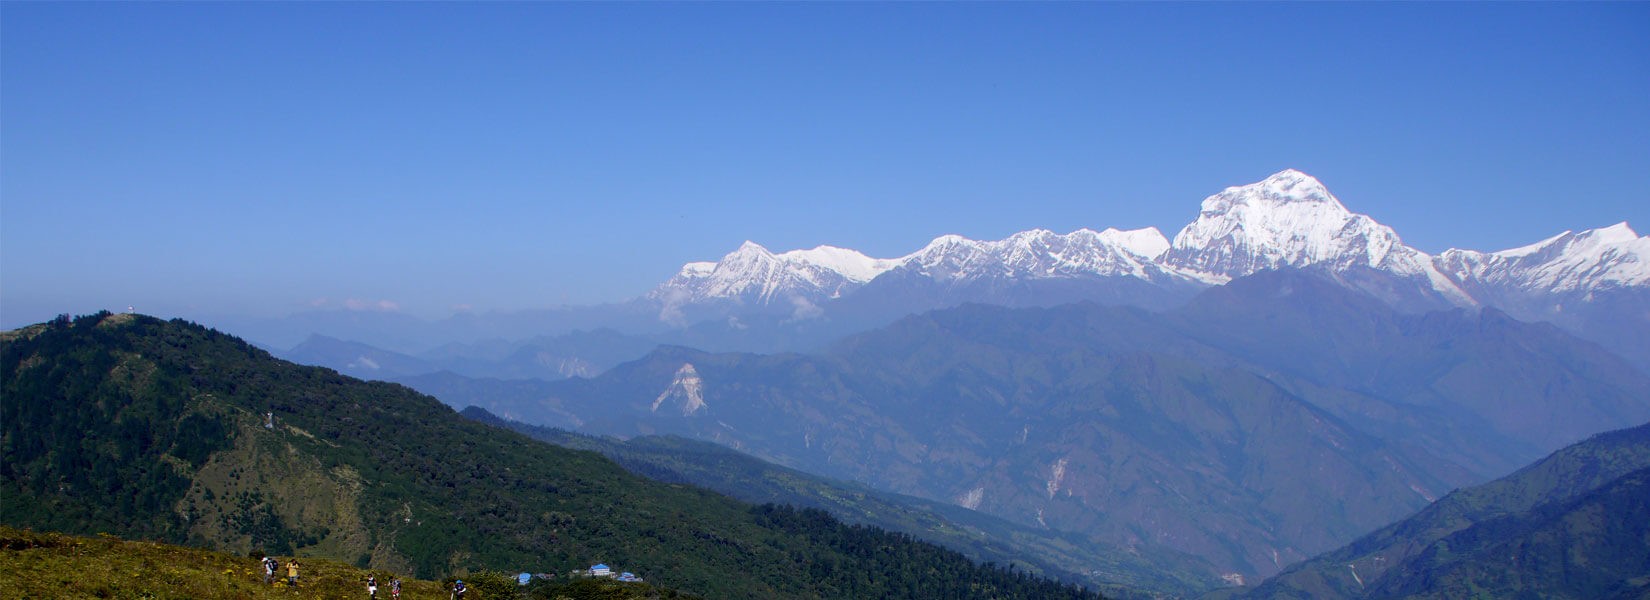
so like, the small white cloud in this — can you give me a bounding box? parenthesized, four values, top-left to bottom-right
(788, 296, 824, 321)
(342, 298, 401, 312)
(658, 288, 692, 327)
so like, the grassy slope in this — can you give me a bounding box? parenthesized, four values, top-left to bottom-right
(0, 526, 448, 599)
(0, 526, 700, 600)
(1, 313, 1101, 600)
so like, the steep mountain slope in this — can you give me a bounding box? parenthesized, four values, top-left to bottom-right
(479, 272, 1650, 582)
(649, 228, 1190, 314)
(651, 242, 900, 308)
(462, 407, 1220, 597)
(1245, 422, 1650, 600)
(1364, 469, 1650, 600)
(282, 334, 435, 380)
(1159, 170, 1467, 308)
(836, 228, 1202, 326)
(1437, 222, 1650, 370)
(489, 318, 1452, 579)
(1436, 222, 1650, 298)
(638, 227, 1205, 354)
(617, 171, 1649, 379)
(1166, 269, 1650, 469)
(644, 169, 1483, 326)
(0, 312, 1100, 600)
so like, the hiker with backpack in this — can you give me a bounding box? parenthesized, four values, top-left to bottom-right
(390, 577, 402, 599)
(451, 578, 467, 599)
(367, 575, 378, 598)
(261, 556, 277, 585)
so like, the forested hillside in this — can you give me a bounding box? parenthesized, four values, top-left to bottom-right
(1245, 422, 1650, 599)
(0, 312, 1101, 600)
(464, 407, 1214, 597)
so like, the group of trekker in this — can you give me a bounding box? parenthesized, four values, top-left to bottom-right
(363, 575, 408, 598)
(366, 575, 464, 599)
(259, 555, 304, 588)
(259, 554, 470, 598)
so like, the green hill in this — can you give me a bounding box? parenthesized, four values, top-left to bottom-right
(1, 312, 1100, 600)
(1363, 466, 1650, 600)
(1244, 421, 1650, 599)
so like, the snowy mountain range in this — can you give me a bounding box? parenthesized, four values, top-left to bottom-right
(652, 226, 1185, 310)
(649, 169, 1648, 366)
(657, 170, 1646, 310)
(655, 169, 1643, 314)
(1436, 222, 1650, 294)
(250, 169, 1647, 376)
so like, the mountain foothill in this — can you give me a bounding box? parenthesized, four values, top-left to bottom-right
(459, 270, 1650, 586)
(6, 170, 1649, 599)
(1, 312, 1100, 600)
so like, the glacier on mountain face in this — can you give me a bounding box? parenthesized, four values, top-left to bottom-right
(646, 170, 1644, 345)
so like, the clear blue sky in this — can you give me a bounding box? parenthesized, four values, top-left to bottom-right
(3, 2, 1647, 326)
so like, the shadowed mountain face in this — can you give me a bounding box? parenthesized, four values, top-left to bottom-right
(461, 407, 1222, 598)
(278, 329, 661, 384)
(1245, 422, 1650, 600)
(462, 270, 1650, 581)
(1164, 269, 1650, 472)
(282, 334, 435, 380)
(0, 312, 1105, 600)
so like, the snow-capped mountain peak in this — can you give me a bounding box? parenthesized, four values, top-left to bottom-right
(900, 234, 993, 279)
(650, 240, 896, 307)
(654, 225, 1190, 312)
(1165, 170, 1426, 278)
(893, 227, 1186, 283)
(1098, 226, 1170, 260)
(777, 245, 902, 283)
(914, 234, 976, 254)
(1490, 224, 1641, 262)
(1439, 222, 1650, 293)
(647, 170, 1640, 326)
(1201, 168, 1345, 214)
(1574, 222, 1641, 247)
(676, 261, 717, 279)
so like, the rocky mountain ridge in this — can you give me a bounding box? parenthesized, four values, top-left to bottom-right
(657, 170, 1642, 314)
(648, 169, 1647, 368)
